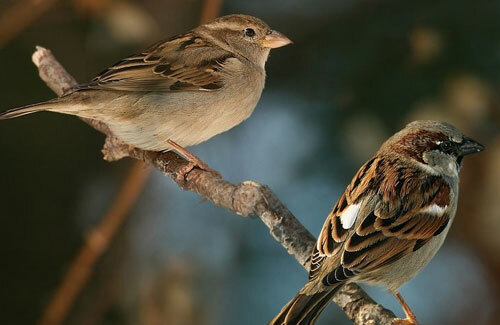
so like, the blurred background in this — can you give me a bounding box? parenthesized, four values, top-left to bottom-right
(0, 0, 499, 324)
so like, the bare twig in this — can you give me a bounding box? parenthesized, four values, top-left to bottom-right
(31, 47, 396, 324)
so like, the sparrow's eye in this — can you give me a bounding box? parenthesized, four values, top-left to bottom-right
(437, 140, 455, 154)
(244, 28, 256, 37)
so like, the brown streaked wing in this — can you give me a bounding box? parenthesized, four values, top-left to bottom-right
(310, 156, 452, 284)
(308, 247, 326, 281)
(311, 157, 382, 279)
(81, 33, 233, 92)
(340, 175, 451, 274)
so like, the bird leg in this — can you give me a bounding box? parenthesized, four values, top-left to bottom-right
(392, 293, 419, 325)
(167, 139, 221, 181)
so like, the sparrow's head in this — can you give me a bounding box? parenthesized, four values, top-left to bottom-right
(196, 14, 291, 67)
(383, 120, 485, 177)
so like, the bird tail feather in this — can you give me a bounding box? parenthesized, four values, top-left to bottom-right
(269, 283, 342, 325)
(0, 101, 55, 120)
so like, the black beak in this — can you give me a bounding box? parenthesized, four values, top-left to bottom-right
(457, 136, 485, 156)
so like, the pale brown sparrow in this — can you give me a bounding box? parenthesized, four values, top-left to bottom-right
(270, 120, 484, 325)
(0, 14, 291, 164)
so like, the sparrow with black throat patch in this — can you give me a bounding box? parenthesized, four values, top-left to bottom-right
(270, 120, 484, 325)
(0, 14, 291, 177)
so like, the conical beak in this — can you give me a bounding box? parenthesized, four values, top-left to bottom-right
(258, 30, 292, 49)
(457, 136, 485, 156)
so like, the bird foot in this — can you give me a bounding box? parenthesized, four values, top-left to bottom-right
(393, 293, 419, 325)
(392, 318, 417, 325)
(175, 159, 221, 182)
(167, 140, 221, 182)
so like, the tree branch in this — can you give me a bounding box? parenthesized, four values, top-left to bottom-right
(31, 46, 396, 324)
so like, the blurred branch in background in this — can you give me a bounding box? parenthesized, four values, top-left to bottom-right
(36, 1, 225, 324)
(31, 45, 397, 325)
(199, 0, 223, 25)
(39, 161, 149, 325)
(0, 0, 59, 48)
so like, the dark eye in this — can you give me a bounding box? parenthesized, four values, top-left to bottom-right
(437, 140, 454, 154)
(244, 28, 256, 37)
